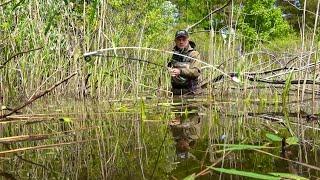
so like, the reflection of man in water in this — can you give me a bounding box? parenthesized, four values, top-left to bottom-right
(169, 103, 201, 159)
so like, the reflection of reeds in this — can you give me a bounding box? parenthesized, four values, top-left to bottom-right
(0, 98, 319, 178)
(0, 0, 320, 179)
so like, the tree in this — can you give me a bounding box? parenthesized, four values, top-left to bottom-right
(238, 0, 292, 49)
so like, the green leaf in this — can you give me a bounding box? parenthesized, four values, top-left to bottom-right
(183, 173, 196, 180)
(210, 168, 280, 180)
(213, 144, 273, 153)
(140, 100, 147, 121)
(59, 117, 72, 123)
(286, 136, 299, 145)
(269, 172, 308, 180)
(266, 133, 282, 142)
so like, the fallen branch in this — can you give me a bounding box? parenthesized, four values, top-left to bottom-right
(0, 72, 77, 119)
(200, 72, 320, 88)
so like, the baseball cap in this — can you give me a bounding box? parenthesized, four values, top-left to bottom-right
(175, 30, 189, 39)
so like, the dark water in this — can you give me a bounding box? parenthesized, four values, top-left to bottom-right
(0, 96, 319, 179)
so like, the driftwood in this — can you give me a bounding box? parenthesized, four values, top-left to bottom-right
(0, 72, 77, 119)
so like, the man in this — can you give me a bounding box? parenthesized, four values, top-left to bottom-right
(168, 30, 201, 95)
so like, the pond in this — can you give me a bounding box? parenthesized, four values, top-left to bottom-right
(0, 94, 319, 179)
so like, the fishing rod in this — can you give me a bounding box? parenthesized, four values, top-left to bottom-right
(83, 46, 232, 78)
(85, 54, 166, 69)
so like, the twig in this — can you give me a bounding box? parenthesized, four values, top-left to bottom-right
(0, 47, 43, 69)
(286, 1, 320, 17)
(90, 54, 164, 68)
(195, 151, 232, 177)
(0, 72, 77, 119)
(0, 0, 14, 7)
(186, 0, 232, 31)
(0, 138, 97, 155)
(0, 134, 49, 143)
(253, 149, 320, 171)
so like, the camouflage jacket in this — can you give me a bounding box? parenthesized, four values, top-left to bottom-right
(168, 41, 201, 94)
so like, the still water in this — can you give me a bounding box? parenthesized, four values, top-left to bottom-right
(0, 96, 319, 179)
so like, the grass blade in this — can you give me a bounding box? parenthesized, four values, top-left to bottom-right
(209, 168, 280, 180)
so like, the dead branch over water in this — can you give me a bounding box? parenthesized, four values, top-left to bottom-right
(0, 72, 77, 119)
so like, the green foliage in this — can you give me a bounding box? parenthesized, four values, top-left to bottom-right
(183, 173, 196, 180)
(171, 0, 227, 29)
(269, 172, 308, 180)
(266, 133, 282, 142)
(59, 117, 72, 123)
(278, 0, 320, 32)
(282, 71, 293, 106)
(286, 136, 299, 145)
(238, 0, 292, 49)
(213, 144, 273, 153)
(209, 168, 281, 180)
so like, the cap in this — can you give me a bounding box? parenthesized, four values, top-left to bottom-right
(175, 30, 189, 39)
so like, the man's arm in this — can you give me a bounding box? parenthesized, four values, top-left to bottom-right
(180, 51, 201, 79)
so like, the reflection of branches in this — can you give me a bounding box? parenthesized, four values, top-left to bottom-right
(0, 47, 43, 69)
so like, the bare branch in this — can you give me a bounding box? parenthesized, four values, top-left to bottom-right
(0, 47, 43, 69)
(186, 0, 232, 31)
(0, 72, 77, 119)
(0, 0, 14, 7)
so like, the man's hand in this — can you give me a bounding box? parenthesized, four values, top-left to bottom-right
(168, 68, 181, 77)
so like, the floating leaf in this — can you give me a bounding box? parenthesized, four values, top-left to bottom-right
(59, 117, 72, 123)
(269, 172, 308, 180)
(118, 106, 128, 112)
(210, 168, 280, 180)
(183, 173, 196, 180)
(266, 133, 282, 142)
(213, 144, 273, 153)
(286, 136, 299, 145)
